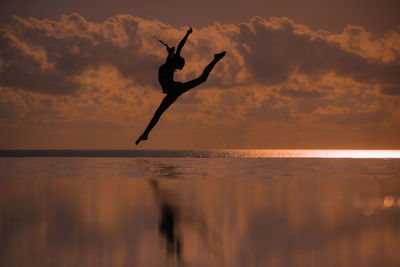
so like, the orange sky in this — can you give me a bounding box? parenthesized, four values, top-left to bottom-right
(0, 1, 399, 149)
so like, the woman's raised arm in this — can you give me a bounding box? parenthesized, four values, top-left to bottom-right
(175, 27, 192, 56)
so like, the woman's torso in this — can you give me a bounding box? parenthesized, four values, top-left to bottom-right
(158, 63, 175, 93)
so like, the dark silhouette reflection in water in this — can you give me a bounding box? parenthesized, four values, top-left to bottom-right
(141, 160, 221, 264)
(150, 180, 182, 260)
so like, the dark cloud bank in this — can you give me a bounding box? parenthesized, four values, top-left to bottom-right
(0, 14, 399, 96)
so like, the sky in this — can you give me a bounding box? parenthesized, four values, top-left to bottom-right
(0, 0, 399, 149)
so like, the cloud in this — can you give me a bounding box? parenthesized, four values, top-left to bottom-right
(236, 17, 400, 86)
(0, 14, 166, 94)
(381, 85, 400, 96)
(279, 88, 327, 98)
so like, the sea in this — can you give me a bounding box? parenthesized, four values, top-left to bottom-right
(0, 149, 399, 267)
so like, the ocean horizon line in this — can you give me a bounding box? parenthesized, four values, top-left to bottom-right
(1, 149, 400, 158)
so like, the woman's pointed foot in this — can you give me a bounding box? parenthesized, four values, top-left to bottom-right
(214, 51, 226, 61)
(135, 134, 148, 145)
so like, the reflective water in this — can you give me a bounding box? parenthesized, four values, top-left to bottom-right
(1, 156, 400, 267)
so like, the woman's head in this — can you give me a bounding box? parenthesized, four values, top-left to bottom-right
(174, 56, 185, 70)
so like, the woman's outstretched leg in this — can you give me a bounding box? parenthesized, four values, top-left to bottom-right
(135, 94, 179, 145)
(180, 51, 226, 93)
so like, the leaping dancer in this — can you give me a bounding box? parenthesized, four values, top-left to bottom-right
(135, 27, 226, 145)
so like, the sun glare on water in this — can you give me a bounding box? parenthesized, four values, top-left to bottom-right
(226, 150, 400, 158)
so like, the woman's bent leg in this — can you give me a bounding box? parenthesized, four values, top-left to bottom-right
(135, 94, 179, 145)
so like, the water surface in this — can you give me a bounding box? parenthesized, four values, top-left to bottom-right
(0, 151, 399, 267)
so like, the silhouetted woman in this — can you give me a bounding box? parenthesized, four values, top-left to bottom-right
(135, 27, 226, 145)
